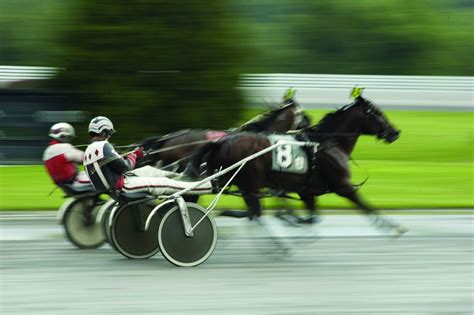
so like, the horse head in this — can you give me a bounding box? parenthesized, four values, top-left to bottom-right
(352, 96, 400, 143)
(300, 92, 400, 149)
(284, 99, 312, 130)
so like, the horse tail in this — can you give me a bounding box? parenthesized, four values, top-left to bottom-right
(183, 141, 222, 178)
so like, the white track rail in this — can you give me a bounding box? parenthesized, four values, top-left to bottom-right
(1, 66, 472, 109)
(240, 73, 473, 109)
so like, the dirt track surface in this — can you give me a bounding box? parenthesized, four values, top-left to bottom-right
(1, 212, 473, 314)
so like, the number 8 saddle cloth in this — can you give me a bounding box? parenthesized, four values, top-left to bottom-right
(268, 134, 309, 174)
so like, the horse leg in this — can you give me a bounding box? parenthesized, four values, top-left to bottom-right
(243, 193, 261, 220)
(184, 195, 199, 203)
(298, 193, 320, 224)
(277, 194, 319, 226)
(221, 192, 290, 254)
(240, 193, 291, 255)
(335, 187, 408, 236)
(219, 193, 260, 219)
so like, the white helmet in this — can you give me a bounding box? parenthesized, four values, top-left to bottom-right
(88, 116, 115, 135)
(49, 122, 75, 141)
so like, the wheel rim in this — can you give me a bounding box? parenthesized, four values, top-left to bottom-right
(98, 199, 118, 245)
(64, 197, 105, 249)
(111, 203, 161, 259)
(159, 204, 217, 267)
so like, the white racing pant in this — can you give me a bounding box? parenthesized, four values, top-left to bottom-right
(122, 166, 212, 196)
(69, 171, 94, 191)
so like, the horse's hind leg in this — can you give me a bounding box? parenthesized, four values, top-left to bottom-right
(242, 193, 291, 254)
(218, 193, 259, 219)
(299, 193, 320, 224)
(184, 195, 199, 203)
(335, 187, 408, 236)
(243, 193, 261, 219)
(278, 194, 319, 225)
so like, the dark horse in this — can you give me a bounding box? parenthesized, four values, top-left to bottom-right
(186, 95, 407, 235)
(138, 100, 311, 171)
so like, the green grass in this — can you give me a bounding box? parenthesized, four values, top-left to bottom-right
(1, 109, 473, 210)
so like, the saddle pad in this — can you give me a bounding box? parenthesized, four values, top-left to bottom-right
(268, 134, 308, 174)
(206, 130, 228, 140)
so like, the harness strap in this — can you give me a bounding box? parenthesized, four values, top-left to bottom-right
(290, 107, 303, 130)
(87, 147, 137, 175)
(93, 161, 111, 190)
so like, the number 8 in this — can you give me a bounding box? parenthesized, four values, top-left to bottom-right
(276, 143, 292, 168)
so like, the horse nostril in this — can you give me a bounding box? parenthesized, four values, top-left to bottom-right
(394, 130, 401, 139)
(387, 130, 400, 142)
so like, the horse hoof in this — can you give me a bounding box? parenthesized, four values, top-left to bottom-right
(277, 247, 292, 257)
(298, 215, 320, 225)
(276, 214, 301, 227)
(219, 210, 248, 218)
(395, 225, 409, 237)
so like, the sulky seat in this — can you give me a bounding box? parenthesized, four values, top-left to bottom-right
(113, 191, 155, 203)
(58, 183, 96, 197)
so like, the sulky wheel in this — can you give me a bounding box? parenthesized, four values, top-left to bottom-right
(63, 196, 106, 249)
(158, 203, 217, 267)
(99, 199, 117, 245)
(110, 201, 165, 259)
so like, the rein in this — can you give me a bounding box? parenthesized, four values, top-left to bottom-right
(84, 138, 218, 176)
(48, 185, 59, 196)
(145, 139, 213, 156)
(75, 143, 138, 149)
(300, 131, 361, 137)
(349, 157, 370, 191)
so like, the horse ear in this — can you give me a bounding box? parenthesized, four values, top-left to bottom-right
(350, 86, 364, 100)
(283, 87, 297, 101)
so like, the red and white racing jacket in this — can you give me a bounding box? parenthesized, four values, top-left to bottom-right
(42, 140, 84, 184)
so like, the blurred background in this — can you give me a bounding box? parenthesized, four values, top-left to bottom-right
(0, 0, 472, 210)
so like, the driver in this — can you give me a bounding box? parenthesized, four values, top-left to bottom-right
(83, 116, 213, 196)
(43, 122, 94, 192)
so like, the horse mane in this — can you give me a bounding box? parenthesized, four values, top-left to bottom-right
(300, 101, 357, 141)
(237, 103, 294, 132)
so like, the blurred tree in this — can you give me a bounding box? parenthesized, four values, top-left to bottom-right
(1, 0, 472, 95)
(231, 0, 473, 76)
(53, 0, 245, 142)
(0, 0, 72, 66)
(431, 0, 474, 75)
(272, 0, 444, 75)
(294, 1, 449, 75)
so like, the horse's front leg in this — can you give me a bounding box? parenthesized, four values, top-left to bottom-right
(335, 187, 408, 236)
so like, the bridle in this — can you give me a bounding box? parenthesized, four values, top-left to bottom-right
(363, 103, 393, 139)
(290, 105, 306, 130)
